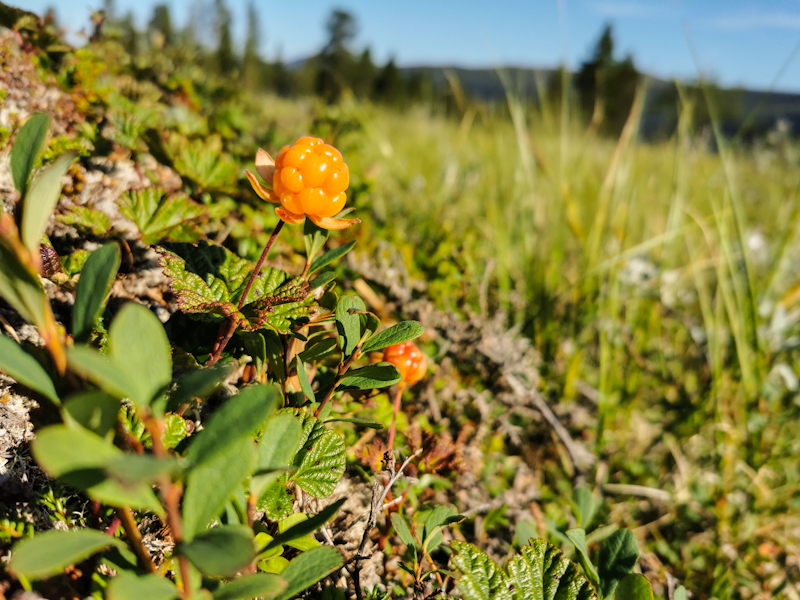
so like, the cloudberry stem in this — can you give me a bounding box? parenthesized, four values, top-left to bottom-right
(206, 220, 285, 367)
(238, 220, 284, 310)
(387, 384, 405, 454)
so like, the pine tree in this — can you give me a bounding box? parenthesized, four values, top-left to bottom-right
(242, 2, 262, 90)
(214, 0, 236, 75)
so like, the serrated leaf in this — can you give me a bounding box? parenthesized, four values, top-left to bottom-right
(56, 205, 112, 235)
(598, 528, 639, 597)
(62, 391, 119, 438)
(257, 475, 294, 521)
(166, 132, 238, 193)
(212, 573, 288, 600)
(450, 541, 513, 600)
(32, 425, 163, 514)
(287, 413, 346, 498)
(178, 525, 255, 577)
(615, 574, 654, 600)
(337, 363, 401, 390)
(157, 242, 314, 334)
(108, 303, 172, 409)
(274, 546, 343, 600)
(11, 112, 50, 197)
(450, 539, 597, 600)
(21, 151, 76, 253)
(362, 321, 425, 354)
(8, 528, 123, 581)
(308, 240, 356, 276)
(265, 498, 344, 551)
(107, 572, 179, 600)
(566, 529, 600, 587)
(335, 295, 365, 357)
(0, 335, 59, 404)
(120, 188, 206, 244)
(391, 513, 417, 548)
(183, 437, 257, 540)
(186, 383, 279, 468)
(507, 539, 596, 600)
(73, 243, 120, 343)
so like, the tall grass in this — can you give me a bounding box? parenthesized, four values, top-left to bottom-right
(335, 80, 800, 590)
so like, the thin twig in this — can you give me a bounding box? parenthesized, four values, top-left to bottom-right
(116, 506, 157, 574)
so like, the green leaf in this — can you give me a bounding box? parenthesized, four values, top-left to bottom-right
(67, 346, 133, 400)
(275, 514, 320, 551)
(73, 243, 120, 343)
(303, 219, 329, 267)
(257, 475, 294, 521)
(107, 572, 179, 600)
(105, 453, 181, 486)
(391, 513, 417, 548)
(450, 539, 597, 600)
(257, 556, 289, 575)
(450, 541, 513, 600)
(163, 413, 188, 450)
(308, 240, 356, 276)
(335, 294, 365, 357)
(0, 335, 59, 404)
(422, 505, 461, 554)
(156, 242, 313, 334)
(290, 417, 346, 498)
(572, 485, 600, 530)
(20, 151, 76, 253)
(8, 528, 123, 581)
(323, 418, 384, 430)
(295, 359, 316, 405)
(252, 414, 303, 499)
(167, 364, 232, 412)
(32, 425, 163, 514)
(507, 539, 597, 600)
(566, 529, 600, 587)
(597, 528, 639, 597)
(62, 391, 119, 438)
(274, 546, 343, 600)
(11, 112, 50, 197)
(298, 338, 338, 363)
(307, 271, 336, 291)
(108, 303, 173, 409)
(120, 188, 207, 245)
(186, 384, 279, 468)
(165, 132, 238, 193)
(615, 574, 654, 600)
(182, 438, 257, 540)
(362, 321, 425, 354)
(178, 525, 255, 578)
(212, 573, 288, 600)
(265, 498, 344, 551)
(337, 363, 401, 390)
(673, 586, 687, 600)
(56, 205, 112, 236)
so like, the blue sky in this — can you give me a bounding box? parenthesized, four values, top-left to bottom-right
(16, 0, 800, 92)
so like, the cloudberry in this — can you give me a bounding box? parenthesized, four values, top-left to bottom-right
(382, 341, 427, 388)
(245, 138, 358, 231)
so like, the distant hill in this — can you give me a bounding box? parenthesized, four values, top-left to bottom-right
(403, 65, 800, 137)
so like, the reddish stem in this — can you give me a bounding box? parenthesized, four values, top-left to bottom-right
(206, 220, 285, 367)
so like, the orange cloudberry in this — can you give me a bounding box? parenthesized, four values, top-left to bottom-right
(382, 341, 427, 389)
(245, 137, 359, 230)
